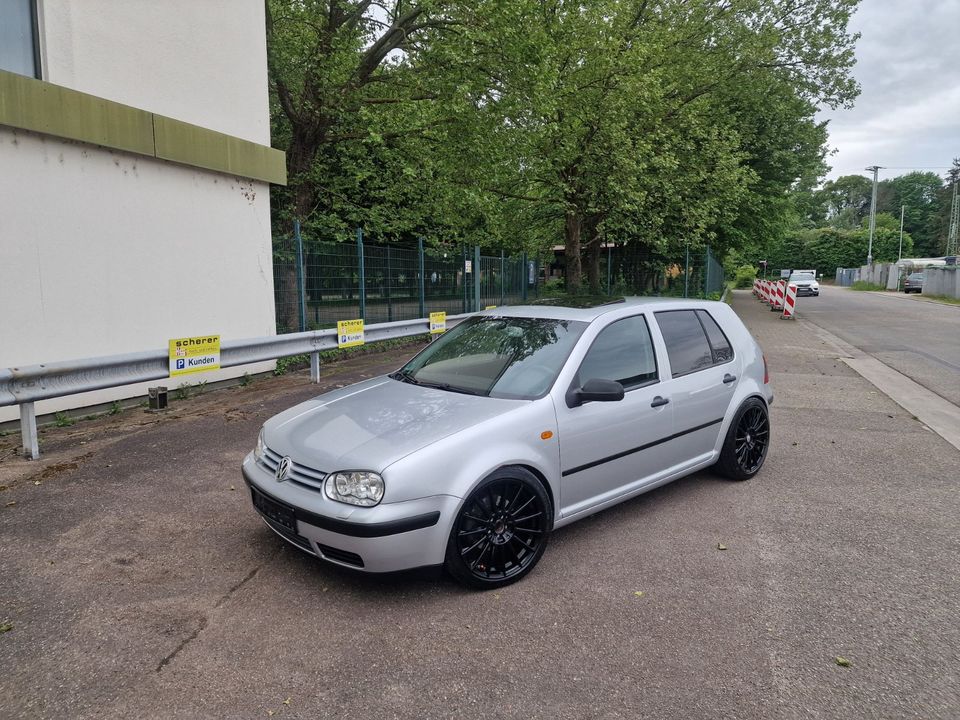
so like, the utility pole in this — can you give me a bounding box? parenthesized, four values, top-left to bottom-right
(947, 181, 959, 257)
(865, 165, 883, 265)
(898, 204, 904, 261)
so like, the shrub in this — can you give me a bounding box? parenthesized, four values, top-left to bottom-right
(733, 265, 757, 289)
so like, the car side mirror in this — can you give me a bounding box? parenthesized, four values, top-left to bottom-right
(567, 378, 625, 408)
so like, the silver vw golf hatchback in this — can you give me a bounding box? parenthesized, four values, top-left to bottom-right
(242, 298, 772, 588)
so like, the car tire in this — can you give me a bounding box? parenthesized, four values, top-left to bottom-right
(445, 467, 552, 589)
(715, 397, 770, 481)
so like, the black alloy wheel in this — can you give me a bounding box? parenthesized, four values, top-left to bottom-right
(716, 397, 770, 481)
(446, 468, 552, 589)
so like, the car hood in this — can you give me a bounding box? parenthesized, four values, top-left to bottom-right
(262, 376, 524, 473)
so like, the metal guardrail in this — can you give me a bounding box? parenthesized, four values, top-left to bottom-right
(1, 314, 471, 460)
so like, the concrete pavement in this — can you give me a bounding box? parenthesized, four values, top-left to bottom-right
(1, 293, 958, 719)
(799, 285, 960, 406)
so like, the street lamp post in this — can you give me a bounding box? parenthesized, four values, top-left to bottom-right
(865, 165, 882, 265)
(898, 204, 904, 261)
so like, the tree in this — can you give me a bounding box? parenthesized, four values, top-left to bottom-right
(879, 172, 946, 256)
(819, 174, 873, 228)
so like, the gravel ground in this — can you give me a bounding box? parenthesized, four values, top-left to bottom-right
(0, 293, 957, 719)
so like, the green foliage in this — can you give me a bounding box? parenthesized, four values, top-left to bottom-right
(175, 383, 192, 401)
(851, 281, 886, 291)
(54, 411, 74, 427)
(274, 355, 309, 376)
(734, 266, 758, 289)
(265, 0, 862, 295)
(538, 278, 566, 298)
(240, 373, 253, 387)
(765, 222, 913, 276)
(108, 401, 122, 416)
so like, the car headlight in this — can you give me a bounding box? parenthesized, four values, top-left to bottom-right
(324, 471, 385, 507)
(254, 429, 265, 462)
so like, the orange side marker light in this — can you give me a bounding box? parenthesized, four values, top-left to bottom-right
(540, 430, 554, 440)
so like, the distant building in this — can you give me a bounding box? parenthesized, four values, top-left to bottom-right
(0, 1, 286, 422)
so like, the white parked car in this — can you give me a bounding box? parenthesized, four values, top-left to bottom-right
(788, 271, 820, 296)
(242, 298, 773, 588)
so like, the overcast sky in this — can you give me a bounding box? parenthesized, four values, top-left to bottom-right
(818, 0, 959, 183)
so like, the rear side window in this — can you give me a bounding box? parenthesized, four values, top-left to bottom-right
(655, 311, 712, 377)
(655, 309, 734, 377)
(578, 315, 658, 389)
(696, 310, 733, 364)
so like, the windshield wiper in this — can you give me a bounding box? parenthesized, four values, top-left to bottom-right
(389, 369, 421, 385)
(413, 379, 486, 396)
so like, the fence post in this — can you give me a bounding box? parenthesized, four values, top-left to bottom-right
(704, 247, 711, 298)
(474, 246, 481, 311)
(462, 247, 467, 313)
(386, 245, 393, 323)
(606, 242, 612, 295)
(684, 242, 690, 299)
(522, 252, 528, 302)
(356, 227, 366, 321)
(294, 220, 307, 332)
(310, 352, 321, 383)
(20, 402, 39, 460)
(500, 250, 505, 306)
(418, 237, 425, 318)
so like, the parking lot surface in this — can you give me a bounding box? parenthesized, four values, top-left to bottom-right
(1, 293, 958, 719)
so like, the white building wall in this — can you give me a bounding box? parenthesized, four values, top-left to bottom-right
(0, 0, 278, 423)
(37, 0, 271, 143)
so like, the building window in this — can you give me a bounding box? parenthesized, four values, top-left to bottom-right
(0, 0, 40, 78)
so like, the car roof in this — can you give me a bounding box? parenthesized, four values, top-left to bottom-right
(478, 296, 728, 322)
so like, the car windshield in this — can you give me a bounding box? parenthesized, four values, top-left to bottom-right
(790, 273, 815, 282)
(393, 316, 587, 399)
(909, 273, 924, 280)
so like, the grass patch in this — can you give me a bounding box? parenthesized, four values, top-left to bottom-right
(54, 411, 74, 428)
(921, 294, 960, 305)
(851, 281, 887, 292)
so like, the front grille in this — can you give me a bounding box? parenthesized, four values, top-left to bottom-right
(317, 544, 365, 567)
(260, 446, 328, 493)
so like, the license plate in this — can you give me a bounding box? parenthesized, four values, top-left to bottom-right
(252, 487, 297, 531)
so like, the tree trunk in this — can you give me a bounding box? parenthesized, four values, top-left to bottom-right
(584, 216, 602, 294)
(564, 209, 582, 294)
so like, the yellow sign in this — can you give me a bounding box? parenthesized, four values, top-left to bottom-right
(429, 312, 446, 334)
(485, 305, 497, 310)
(337, 319, 365, 348)
(169, 335, 220, 376)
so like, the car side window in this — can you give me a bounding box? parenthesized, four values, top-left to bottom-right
(654, 310, 714, 377)
(696, 310, 734, 364)
(577, 315, 658, 389)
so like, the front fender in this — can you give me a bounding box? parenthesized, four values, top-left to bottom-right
(381, 398, 560, 509)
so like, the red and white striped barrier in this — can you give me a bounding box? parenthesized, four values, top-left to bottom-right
(770, 280, 785, 311)
(761, 280, 771, 304)
(752, 279, 759, 297)
(781, 283, 797, 319)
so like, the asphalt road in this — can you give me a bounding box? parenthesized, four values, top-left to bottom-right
(799, 285, 960, 406)
(1, 293, 959, 719)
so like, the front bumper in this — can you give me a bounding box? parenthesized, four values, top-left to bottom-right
(795, 287, 819, 296)
(241, 453, 459, 573)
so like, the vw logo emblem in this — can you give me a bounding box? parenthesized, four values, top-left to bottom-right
(275, 456, 292, 482)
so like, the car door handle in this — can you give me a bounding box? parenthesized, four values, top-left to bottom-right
(650, 396, 670, 408)
(722, 373, 737, 384)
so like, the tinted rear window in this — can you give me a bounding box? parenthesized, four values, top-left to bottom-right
(696, 310, 734, 364)
(655, 311, 713, 377)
